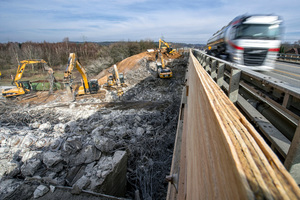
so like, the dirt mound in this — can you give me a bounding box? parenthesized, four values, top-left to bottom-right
(95, 52, 156, 85)
(95, 50, 181, 85)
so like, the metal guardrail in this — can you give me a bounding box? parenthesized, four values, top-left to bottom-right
(192, 49, 300, 184)
(277, 53, 300, 63)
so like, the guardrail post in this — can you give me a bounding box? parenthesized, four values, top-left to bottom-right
(199, 54, 205, 66)
(211, 60, 217, 80)
(217, 63, 225, 87)
(284, 121, 300, 185)
(200, 54, 205, 65)
(205, 57, 210, 71)
(282, 93, 291, 108)
(228, 69, 241, 103)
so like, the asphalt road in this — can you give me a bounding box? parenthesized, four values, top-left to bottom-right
(262, 61, 300, 88)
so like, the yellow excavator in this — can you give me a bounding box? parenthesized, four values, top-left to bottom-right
(64, 53, 99, 96)
(159, 38, 176, 55)
(106, 64, 125, 96)
(2, 59, 47, 98)
(156, 51, 172, 79)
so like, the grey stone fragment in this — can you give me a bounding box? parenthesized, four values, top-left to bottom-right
(21, 159, 41, 176)
(38, 122, 51, 131)
(91, 125, 104, 135)
(89, 151, 127, 196)
(93, 135, 116, 152)
(30, 122, 41, 129)
(69, 145, 101, 166)
(48, 162, 64, 173)
(62, 138, 82, 154)
(43, 151, 62, 168)
(136, 127, 145, 136)
(66, 165, 86, 186)
(0, 160, 20, 177)
(70, 185, 81, 195)
(135, 115, 142, 122)
(22, 151, 42, 162)
(73, 175, 91, 190)
(0, 179, 22, 198)
(50, 185, 55, 193)
(33, 185, 49, 199)
(53, 123, 66, 133)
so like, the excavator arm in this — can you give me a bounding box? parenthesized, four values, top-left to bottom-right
(14, 59, 47, 87)
(113, 64, 124, 96)
(159, 39, 170, 49)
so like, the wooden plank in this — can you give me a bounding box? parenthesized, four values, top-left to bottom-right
(178, 51, 300, 199)
(166, 87, 187, 200)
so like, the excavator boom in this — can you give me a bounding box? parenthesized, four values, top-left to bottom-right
(15, 59, 47, 86)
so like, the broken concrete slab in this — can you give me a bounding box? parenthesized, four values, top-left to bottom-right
(33, 185, 49, 199)
(0, 53, 188, 199)
(43, 151, 63, 168)
(21, 158, 41, 176)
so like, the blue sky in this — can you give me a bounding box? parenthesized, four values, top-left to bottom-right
(0, 0, 299, 44)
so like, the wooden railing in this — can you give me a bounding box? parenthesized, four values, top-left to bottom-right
(167, 50, 300, 199)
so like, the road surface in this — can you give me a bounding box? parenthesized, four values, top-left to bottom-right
(262, 61, 300, 88)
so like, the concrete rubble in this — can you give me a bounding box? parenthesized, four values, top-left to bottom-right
(0, 53, 188, 199)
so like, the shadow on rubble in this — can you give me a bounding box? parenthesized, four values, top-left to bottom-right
(0, 54, 189, 200)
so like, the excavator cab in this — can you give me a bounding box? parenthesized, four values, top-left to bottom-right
(88, 79, 99, 94)
(18, 81, 32, 92)
(119, 73, 125, 85)
(107, 75, 114, 86)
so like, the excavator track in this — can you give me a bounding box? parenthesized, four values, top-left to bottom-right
(16, 93, 37, 101)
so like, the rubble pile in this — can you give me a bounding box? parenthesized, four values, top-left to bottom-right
(0, 53, 188, 199)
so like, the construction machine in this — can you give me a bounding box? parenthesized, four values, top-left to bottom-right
(156, 51, 173, 78)
(106, 64, 125, 96)
(159, 39, 176, 55)
(64, 53, 99, 96)
(2, 59, 48, 98)
(64, 53, 99, 95)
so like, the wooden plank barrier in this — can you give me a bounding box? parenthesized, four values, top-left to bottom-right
(167, 52, 300, 199)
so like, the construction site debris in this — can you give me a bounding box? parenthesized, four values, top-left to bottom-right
(0, 52, 188, 199)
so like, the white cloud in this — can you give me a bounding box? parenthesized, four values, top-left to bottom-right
(0, 0, 299, 43)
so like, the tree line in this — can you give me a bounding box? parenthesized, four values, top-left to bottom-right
(0, 39, 157, 76)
